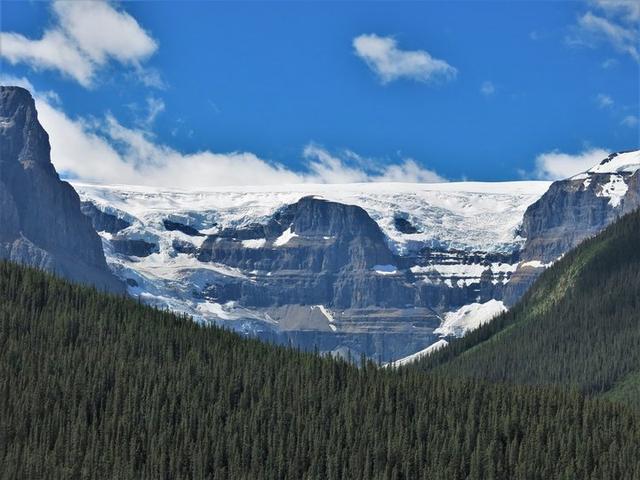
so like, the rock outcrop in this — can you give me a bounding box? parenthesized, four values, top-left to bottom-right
(0, 86, 123, 293)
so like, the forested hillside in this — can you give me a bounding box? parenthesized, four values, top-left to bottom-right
(1, 261, 640, 479)
(415, 209, 640, 407)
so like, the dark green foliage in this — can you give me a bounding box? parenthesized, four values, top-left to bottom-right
(1, 261, 640, 479)
(415, 209, 640, 404)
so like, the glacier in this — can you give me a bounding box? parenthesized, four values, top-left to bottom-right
(72, 148, 639, 363)
(74, 180, 550, 361)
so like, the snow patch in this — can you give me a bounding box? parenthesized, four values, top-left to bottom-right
(312, 305, 337, 332)
(373, 264, 397, 275)
(273, 227, 298, 247)
(596, 174, 628, 207)
(520, 260, 553, 269)
(435, 299, 506, 337)
(410, 262, 517, 286)
(242, 238, 266, 249)
(387, 339, 449, 367)
(197, 301, 232, 320)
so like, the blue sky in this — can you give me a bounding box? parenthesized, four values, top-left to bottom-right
(1, 0, 638, 186)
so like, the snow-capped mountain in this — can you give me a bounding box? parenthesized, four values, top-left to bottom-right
(504, 150, 640, 304)
(74, 180, 548, 362)
(74, 150, 639, 363)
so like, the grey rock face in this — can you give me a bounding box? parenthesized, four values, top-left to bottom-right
(0, 86, 123, 293)
(197, 197, 402, 308)
(111, 238, 159, 257)
(199, 196, 395, 273)
(81, 201, 131, 234)
(394, 216, 419, 234)
(163, 219, 204, 236)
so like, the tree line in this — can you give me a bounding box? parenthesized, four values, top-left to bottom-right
(1, 260, 639, 479)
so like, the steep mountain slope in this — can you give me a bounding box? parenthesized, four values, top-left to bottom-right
(75, 181, 548, 361)
(0, 86, 123, 293)
(414, 208, 640, 407)
(2, 259, 639, 479)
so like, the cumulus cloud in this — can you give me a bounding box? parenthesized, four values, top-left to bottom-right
(3, 76, 446, 187)
(533, 148, 610, 180)
(0, 1, 158, 87)
(373, 158, 446, 183)
(302, 145, 446, 183)
(353, 34, 457, 84)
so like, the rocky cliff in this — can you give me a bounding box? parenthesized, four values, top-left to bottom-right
(0, 86, 123, 293)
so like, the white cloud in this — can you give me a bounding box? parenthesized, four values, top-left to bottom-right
(1, 31, 94, 87)
(568, 10, 639, 61)
(302, 145, 371, 183)
(595, 93, 614, 108)
(303, 145, 446, 183)
(143, 97, 165, 127)
(3, 77, 446, 187)
(134, 66, 166, 89)
(42, 105, 306, 186)
(621, 115, 639, 127)
(0, 1, 158, 87)
(533, 148, 610, 180)
(480, 81, 495, 96)
(591, 0, 640, 22)
(353, 34, 457, 84)
(52, 1, 156, 65)
(374, 158, 446, 183)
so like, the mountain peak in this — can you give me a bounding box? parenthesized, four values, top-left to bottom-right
(0, 85, 50, 169)
(0, 86, 38, 127)
(587, 149, 640, 175)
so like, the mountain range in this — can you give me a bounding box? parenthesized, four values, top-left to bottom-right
(2, 85, 640, 479)
(1, 86, 638, 362)
(74, 148, 640, 361)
